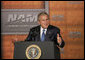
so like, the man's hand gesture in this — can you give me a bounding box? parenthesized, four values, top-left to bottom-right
(57, 34, 62, 44)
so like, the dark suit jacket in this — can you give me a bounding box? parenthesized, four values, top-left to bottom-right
(25, 25, 65, 48)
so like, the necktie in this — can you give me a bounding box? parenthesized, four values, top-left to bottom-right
(41, 29, 45, 41)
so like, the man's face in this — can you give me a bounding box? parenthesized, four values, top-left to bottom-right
(38, 15, 50, 29)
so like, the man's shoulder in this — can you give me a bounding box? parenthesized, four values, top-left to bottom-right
(48, 25, 60, 33)
(30, 25, 40, 31)
(48, 25, 60, 30)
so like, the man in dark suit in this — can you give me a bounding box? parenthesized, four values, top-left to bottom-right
(25, 12, 65, 47)
(25, 12, 65, 59)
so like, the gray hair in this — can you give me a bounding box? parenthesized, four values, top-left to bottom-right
(38, 12, 49, 21)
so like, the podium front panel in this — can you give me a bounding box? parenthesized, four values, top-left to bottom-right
(14, 41, 59, 59)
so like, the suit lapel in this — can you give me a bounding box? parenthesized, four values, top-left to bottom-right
(35, 25, 40, 41)
(45, 25, 51, 41)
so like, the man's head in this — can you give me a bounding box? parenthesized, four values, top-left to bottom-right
(38, 12, 50, 29)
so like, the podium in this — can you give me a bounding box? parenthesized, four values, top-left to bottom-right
(14, 41, 60, 59)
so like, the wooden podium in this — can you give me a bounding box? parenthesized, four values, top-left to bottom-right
(14, 41, 60, 59)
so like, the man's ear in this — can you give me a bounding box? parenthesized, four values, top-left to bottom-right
(38, 21, 40, 24)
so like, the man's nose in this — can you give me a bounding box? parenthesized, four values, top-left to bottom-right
(45, 20, 48, 23)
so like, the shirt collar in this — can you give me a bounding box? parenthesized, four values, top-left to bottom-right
(41, 26, 47, 31)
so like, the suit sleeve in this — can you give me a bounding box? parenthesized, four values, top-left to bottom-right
(56, 28, 65, 48)
(25, 29, 33, 41)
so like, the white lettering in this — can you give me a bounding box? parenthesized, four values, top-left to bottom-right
(8, 14, 17, 22)
(8, 14, 37, 23)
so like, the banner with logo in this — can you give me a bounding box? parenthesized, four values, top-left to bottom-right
(1, 1, 49, 34)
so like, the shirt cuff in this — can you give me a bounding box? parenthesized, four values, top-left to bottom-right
(59, 41, 62, 46)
